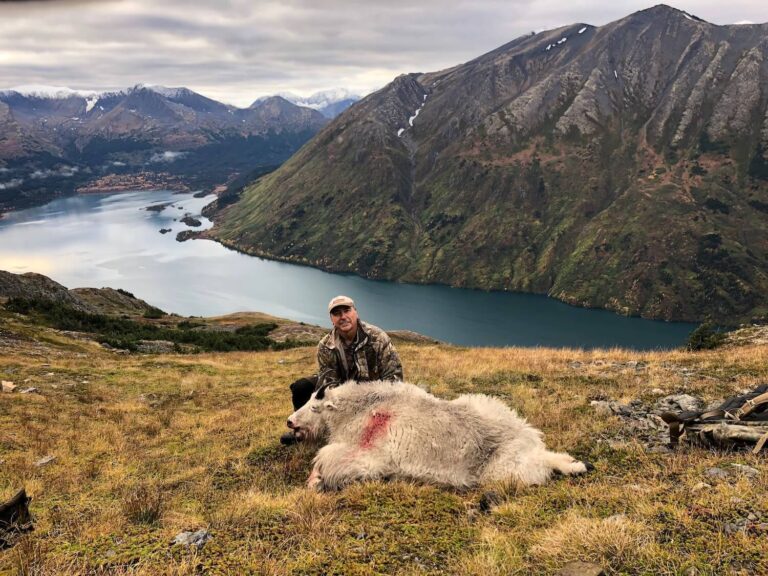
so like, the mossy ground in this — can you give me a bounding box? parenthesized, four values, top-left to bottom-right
(1, 306, 767, 575)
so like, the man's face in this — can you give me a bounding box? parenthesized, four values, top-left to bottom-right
(330, 305, 359, 339)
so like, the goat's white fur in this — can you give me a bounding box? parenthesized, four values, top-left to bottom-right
(287, 381, 588, 491)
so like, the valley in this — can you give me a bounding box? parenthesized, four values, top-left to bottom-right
(0, 86, 329, 213)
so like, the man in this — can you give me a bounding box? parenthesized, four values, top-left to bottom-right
(281, 295, 403, 445)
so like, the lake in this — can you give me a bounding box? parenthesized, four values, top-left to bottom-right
(0, 191, 696, 349)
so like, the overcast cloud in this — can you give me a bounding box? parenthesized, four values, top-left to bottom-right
(0, 0, 765, 107)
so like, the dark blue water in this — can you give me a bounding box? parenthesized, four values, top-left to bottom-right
(0, 191, 696, 349)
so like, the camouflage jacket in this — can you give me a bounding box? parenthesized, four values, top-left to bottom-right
(316, 321, 403, 389)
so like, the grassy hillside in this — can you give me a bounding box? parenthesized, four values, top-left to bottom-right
(1, 303, 767, 574)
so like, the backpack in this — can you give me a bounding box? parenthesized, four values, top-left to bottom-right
(661, 385, 768, 453)
(0, 488, 32, 549)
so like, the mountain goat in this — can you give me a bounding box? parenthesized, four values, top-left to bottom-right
(286, 380, 590, 491)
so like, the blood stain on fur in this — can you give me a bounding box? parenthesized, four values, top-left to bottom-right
(359, 411, 392, 449)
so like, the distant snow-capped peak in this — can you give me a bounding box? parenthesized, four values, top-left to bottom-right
(250, 88, 361, 118)
(135, 84, 190, 98)
(3, 85, 100, 99)
(283, 88, 361, 110)
(1, 84, 194, 101)
(254, 89, 359, 108)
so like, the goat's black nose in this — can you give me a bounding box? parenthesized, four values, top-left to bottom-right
(286, 419, 295, 429)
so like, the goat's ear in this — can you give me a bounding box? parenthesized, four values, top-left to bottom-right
(323, 401, 338, 410)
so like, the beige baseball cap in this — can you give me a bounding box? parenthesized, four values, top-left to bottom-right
(328, 295, 355, 313)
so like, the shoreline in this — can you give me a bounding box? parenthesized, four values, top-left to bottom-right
(1, 182, 219, 217)
(0, 195, 698, 349)
(197, 226, 702, 330)
(0, 186, 218, 219)
(76, 186, 189, 195)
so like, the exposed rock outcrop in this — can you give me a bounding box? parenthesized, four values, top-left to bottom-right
(0, 270, 161, 317)
(0, 271, 94, 312)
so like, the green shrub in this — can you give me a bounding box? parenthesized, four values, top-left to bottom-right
(5, 297, 300, 353)
(748, 144, 768, 181)
(748, 199, 768, 214)
(699, 132, 729, 155)
(142, 306, 165, 319)
(686, 322, 727, 351)
(690, 164, 707, 176)
(703, 197, 730, 214)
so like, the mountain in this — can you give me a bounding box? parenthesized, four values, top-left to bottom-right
(0, 85, 327, 212)
(0, 269, 161, 316)
(209, 5, 768, 324)
(254, 89, 361, 118)
(0, 269, 94, 312)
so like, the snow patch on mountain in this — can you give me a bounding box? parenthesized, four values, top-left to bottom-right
(398, 92, 428, 137)
(85, 96, 99, 113)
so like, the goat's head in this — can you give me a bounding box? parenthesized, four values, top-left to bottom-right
(286, 384, 337, 442)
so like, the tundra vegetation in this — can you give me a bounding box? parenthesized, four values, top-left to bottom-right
(0, 301, 767, 575)
(2, 298, 310, 353)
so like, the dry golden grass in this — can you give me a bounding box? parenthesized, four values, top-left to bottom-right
(1, 307, 767, 575)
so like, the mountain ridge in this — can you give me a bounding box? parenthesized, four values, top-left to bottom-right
(0, 85, 327, 213)
(209, 4, 768, 324)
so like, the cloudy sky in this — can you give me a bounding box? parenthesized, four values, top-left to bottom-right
(1, 0, 765, 107)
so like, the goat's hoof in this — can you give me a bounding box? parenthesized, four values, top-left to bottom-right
(478, 490, 503, 513)
(307, 470, 323, 491)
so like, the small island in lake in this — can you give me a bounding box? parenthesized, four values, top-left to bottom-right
(180, 215, 202, 227)
(145, 202, 173, 213)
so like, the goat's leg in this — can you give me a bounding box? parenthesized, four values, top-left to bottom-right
(308, 443, 389, 491)
(543, 451, 590, 476)
(482, 446, 589, 486)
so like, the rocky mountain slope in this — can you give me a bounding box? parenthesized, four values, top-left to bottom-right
(0, 270, 158, 316)
(0, 270, 90, 312)
(210, 5, 768, 324)
(0, 86, 327, 212)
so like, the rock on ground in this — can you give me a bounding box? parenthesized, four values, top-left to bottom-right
(172, 529, 212, 548)
(558, 561, 606, 576)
